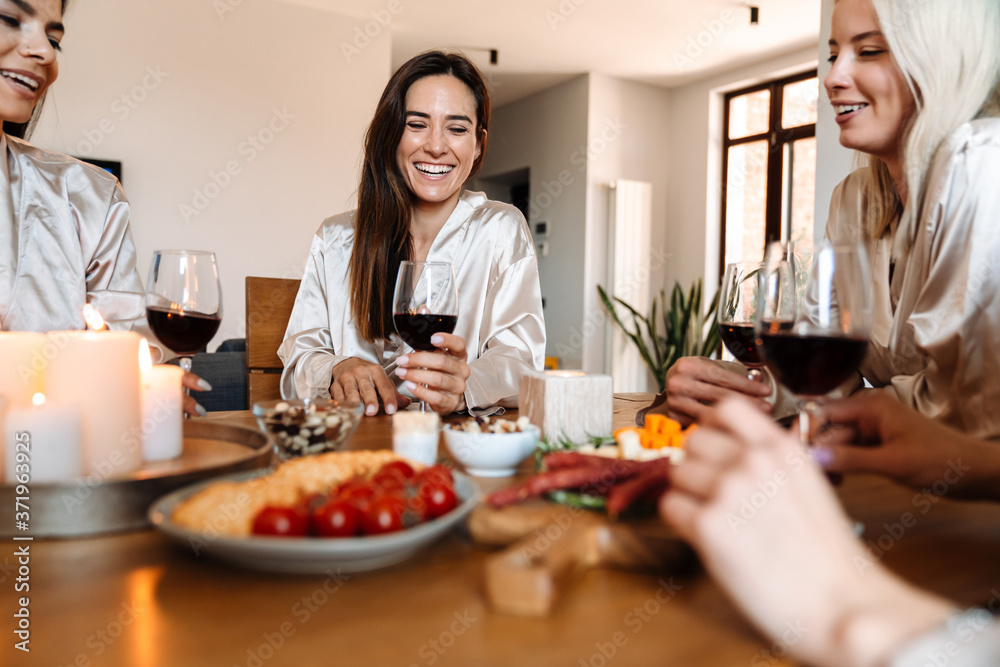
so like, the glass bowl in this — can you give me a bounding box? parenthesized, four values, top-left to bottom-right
(252, 399, 363, 460)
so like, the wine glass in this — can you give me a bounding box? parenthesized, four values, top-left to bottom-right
(717, 261, 770, 385)
(392, 261, 458, 411)
(756, 241, 871, 446)
(145, 250, 223, 398)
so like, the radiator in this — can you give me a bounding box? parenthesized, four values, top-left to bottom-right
(606, 179, 653, 392)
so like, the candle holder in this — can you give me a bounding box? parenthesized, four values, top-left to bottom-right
(519, 370, 613, 445)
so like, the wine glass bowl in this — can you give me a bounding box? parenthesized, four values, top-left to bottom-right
(756, 242, 871, 445)
(717, 261, 768, 383)
(392, 261, 458, 410)
(145, 250, 223, 376)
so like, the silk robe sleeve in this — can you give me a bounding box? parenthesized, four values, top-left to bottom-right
(277, 220, 354, 400)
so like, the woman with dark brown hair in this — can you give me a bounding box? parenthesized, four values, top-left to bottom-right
(279, 51, 545, 416)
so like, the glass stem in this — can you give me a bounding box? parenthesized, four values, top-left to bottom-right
(179, 356, 193, 419)
(798, 399, 821, 447)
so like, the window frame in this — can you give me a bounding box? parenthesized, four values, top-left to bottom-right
(719, 69, 818, 274)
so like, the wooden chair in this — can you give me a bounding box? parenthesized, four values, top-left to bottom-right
(245, 276, 301, 408)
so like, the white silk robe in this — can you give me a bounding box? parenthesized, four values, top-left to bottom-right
(0, 134, 147, 334)
(278, 190, 546, 412)
(826, 118, 1000, 439)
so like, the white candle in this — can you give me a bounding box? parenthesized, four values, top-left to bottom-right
(519, 370, 613, 444)
(3, 393, 82, 483)
(138, 340, 184, 461)
(0, 332, 46, 407)
(44, 331, 143, 478)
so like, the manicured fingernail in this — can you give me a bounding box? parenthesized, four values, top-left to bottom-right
(366, 404, 377, 416)
(811, 447, 834, 467)
(386, 404, 397, 415)
(405, 381, 417, 391)
(197, 379, 213, 391)
(397, 355, 409, 366)
(195, 404, 207, 417)
(396, 367, 407, 378)
(431, 334, 443, 345)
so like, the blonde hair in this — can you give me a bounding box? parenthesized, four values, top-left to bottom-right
(849, 0, 1000, 249)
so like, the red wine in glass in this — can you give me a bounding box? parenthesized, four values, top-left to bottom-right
(393, 313, 458, 351)
(146, 306, 222, 356)
(759, 332, 868, 396)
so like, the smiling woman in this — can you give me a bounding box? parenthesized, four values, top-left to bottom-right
(0, 0, 209, 415)
(279, 50, 546, 417)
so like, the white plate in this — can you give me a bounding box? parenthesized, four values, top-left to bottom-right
(148, 469, 479, 574)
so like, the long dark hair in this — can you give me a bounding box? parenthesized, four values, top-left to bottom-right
(2, 0, 68, 139)
(349, 50, 490, 343)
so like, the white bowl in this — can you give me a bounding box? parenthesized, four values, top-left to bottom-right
(442, 423, 540, 477)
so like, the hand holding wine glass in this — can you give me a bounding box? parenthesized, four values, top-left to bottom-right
(145, 250, 223, 415)
(392, 261, 468, 413)
(756, 242, 871, 446)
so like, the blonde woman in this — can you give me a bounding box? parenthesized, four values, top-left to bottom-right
(661, 0, 1000, 440)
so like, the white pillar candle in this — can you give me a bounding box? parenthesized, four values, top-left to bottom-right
(138, 340, 184, 461)
(0, 332, 46, 407)
(519, 370, 613, 445)
(3, 393, 82, 483)
(43, 331, 143, 478)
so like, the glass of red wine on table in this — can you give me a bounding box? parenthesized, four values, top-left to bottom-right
(145, 250, 223, 411)
(756, 241, 871, 448)
(392, 261, 458, 412)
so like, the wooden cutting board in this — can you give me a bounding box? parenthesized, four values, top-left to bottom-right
(468, 498, 697, 617)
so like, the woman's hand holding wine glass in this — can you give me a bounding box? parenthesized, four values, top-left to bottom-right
(756, 241, 872, 447)
(392, 261, 469, 414)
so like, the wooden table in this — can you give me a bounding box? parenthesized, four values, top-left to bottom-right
(6, 395, 1000, 667)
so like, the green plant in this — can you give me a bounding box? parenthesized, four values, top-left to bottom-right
(597, 279, 720, 392)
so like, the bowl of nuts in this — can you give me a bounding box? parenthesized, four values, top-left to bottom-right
(442, 415, 540, 477)
(252, 398, 363, 460)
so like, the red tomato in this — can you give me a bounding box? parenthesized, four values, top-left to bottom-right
(379, 460, 416, 480)
(338, 480, 380, 513)
(371, 468, 407, 494)
(252, 506, 309, 537)
(414, 464, 454, 489)
(362, 495, 405, 535)
(313, 499, 360, 538)
(418, 479, 457, 520)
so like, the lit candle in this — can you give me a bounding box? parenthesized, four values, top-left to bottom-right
(3, 393, 82, 483)
(44, 330, 143, 478)
(519, 370, 613, 444)
(0, 332, 46, 407)
(138, 340, 184, 461)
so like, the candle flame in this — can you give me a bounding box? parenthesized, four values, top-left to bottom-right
(32, 392, 45, 406)
(138, 338, 153, 371)
(546, 370, 586, 378)
(83, 304, 107, 331)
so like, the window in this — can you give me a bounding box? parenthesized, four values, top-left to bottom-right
(720, 70, 818, 269)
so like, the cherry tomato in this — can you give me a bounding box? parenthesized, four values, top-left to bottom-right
(414, 464, 454, 489)
(338, 480, 380, 513)
(313, 499, 360, 538)
(371, 468, 407, 494)
(362, 495, 405, 535)
(252, 506, 309, 537)
(418, 479, 457, 520)
(379, 460, 416, 480)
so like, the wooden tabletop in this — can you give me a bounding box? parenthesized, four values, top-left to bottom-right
(6, 395, 1000, 667)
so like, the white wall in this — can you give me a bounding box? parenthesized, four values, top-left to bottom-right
(476, 75, 591, 369)
(583, 74, 671, 382)
(815, 0, 856, 236)
(32, 0, 391, 349)
(664, 46, 818, 299)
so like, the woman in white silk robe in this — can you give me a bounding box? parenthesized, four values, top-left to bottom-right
(0, 134, 146, 334)
(279, 51, 545, 416)
(279, 190, 545, 413)
(656, 0, 1000, 440)
(824, 119, 1000, 440)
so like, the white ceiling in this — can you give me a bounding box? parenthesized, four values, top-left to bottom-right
(282, 0, 821, 106)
